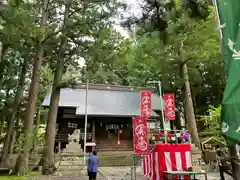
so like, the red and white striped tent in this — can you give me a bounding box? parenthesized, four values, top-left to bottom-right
(142, 144, 192, 180)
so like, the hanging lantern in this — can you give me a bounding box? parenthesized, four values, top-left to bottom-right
(167, 137, 171, 142)
(158, 132, 164, 138)
(100, 122, 102, 127)
(117, 127, 120, 145)
(176, 133, 181, 138)
(160, 136, 165, 142)
(183, 133, 189, 141)
(179, 136, 183, 141)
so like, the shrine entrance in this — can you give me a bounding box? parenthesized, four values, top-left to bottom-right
(95, 121, 133, 151)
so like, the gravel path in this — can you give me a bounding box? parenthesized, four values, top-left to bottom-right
(26, 167, 232, 180)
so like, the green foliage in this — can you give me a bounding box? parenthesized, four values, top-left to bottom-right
(91, 8, 223, 113)
(0, 172, 40, 180)
(35, 124, 46, 146)
(200, 105, 221, 132)
(0, 0, 225, 173)
(15, 124, 45, 153)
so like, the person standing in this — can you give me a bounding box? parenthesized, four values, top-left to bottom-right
(88, 151, 99, 180)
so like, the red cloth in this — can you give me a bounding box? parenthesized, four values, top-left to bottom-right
(133, 118, 149, 155)
(142, 144, 192, 180)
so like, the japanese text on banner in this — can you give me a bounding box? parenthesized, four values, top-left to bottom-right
(140, 92, 152, 118)
(163, 94, 176, 120)
(133, 118, 149, 155)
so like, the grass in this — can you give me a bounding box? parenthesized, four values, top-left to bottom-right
(0, 172, 40, 180)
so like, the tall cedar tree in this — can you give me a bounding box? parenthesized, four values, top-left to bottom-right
(122, 0, 210, 146)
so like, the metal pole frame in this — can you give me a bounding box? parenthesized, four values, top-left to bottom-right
(146, 81, 167, 142)
(83, 80, 89, 165)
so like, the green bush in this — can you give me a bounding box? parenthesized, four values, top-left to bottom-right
(200, 105, 221, 133)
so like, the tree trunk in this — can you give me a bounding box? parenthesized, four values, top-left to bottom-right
(42, 0, 70, 175)
(0, 119, 4, 136)
(15, 0, 49, 175)
(0, 44, 10, 63)
(9, 127, 17, 155)
(0, 89, 10, 136)
(229, 144, 240, 180)
(14, 114, 21, 151)
(30, 109, 41, 154)
(0, 56, 28, 167)
(0, 44, 10, 79)
(181, 63, 200, 147)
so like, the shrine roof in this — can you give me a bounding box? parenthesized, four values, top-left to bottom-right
(42, 83, 164, 117)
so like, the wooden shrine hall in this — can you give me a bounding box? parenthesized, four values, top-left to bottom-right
(42, 83, 165, 152)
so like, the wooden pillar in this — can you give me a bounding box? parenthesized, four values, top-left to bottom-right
(92, 121, 96, 142)
(58, 142, 61, 153)
(92, 121, 96, 151)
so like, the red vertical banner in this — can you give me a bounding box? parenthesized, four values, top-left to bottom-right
(133, 118, 149, 155)
(140, 91, 152, 118)
(163, 93, 176, 120)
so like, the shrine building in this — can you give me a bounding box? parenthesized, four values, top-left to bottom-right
(42, 83, 168, 152)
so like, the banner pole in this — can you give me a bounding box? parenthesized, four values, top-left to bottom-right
(83, 80, 89, 165)
(132, 118, 135, 180)
(134, 153, 137, 180)
(158, 81, 167, 143)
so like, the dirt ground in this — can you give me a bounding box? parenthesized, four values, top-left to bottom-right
(25, 167, 232, 180)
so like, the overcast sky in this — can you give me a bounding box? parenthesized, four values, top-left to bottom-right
(113, 0, 141, 37)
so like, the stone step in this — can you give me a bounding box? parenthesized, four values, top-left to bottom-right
(61, 152, 84, 155)
(58, 151, 135, 168)
(97, 144, 133, 151)
(60, 161, 84, 166)
(60, 155, 85, 160)
(97, 143, 131, 146)
(98, 149, 131, 152)
(58, 166, 84, 171)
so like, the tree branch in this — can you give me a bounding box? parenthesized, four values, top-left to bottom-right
(56, 78, 78, 89)
(42, 21, 85, 43)
(42, 6, 88, 43)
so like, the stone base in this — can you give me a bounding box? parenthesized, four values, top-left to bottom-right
(65, 143, 81, 151)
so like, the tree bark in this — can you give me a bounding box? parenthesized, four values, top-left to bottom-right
(42, 0, 70, 175)
(0, 44, 10, 63)
(15, 0, 49, 175)
(0, 56, 28, 167)
(0, 44, 11, 79)
(0, 89, 10, 136)
(9, 126, 17, 155)
(181, 63, 200, 147)
(30, 109, 41, 154)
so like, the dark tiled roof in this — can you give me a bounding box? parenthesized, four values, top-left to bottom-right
(42, 85, 164, 117)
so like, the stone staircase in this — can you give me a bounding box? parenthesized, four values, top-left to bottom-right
(98, 152, 136, 167)
(57, 150, 135, 170)
(97, 140, 133, 152)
